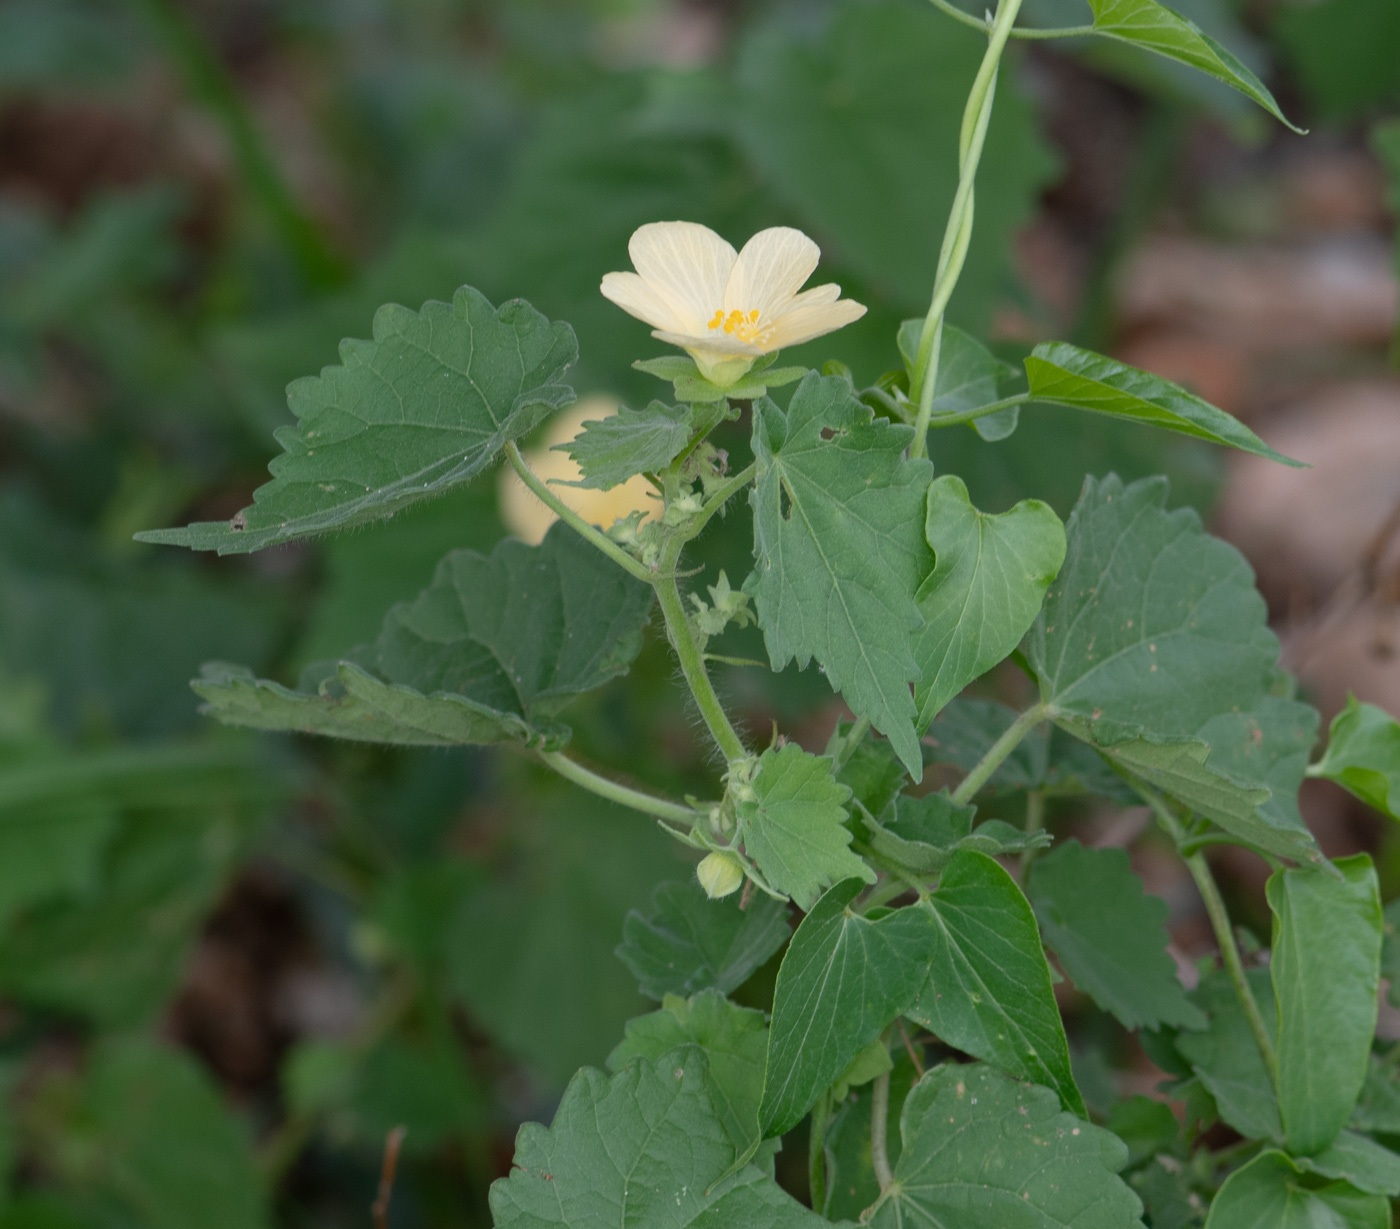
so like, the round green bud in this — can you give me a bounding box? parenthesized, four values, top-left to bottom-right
(697, 851, 745, 899)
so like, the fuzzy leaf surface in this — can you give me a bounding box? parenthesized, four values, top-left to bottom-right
(1204, 1151, 1386, 1229)
(616, 880, 789, 1002)
(747, 373, 932, 776)
(489, 1049, 834, 1229)
(760, 880, 934, 1139)
(1312, 695, 1400, 820)
(1025, 344, 1300, 464)
(1269, 856, 1382, 1156)
(1084, 1, 1300, 131)
(194, 523, 652, 747)
(1027, 841, 1204, 1032)
(608, 990, 768, 1153)
(914, 475, 1064, 730)
(139, 287, 577, 553)
(906, 850, 1084, 1115)
(867, 1064, 1142, 1229)
(735, 744, 874, 911)
(556, 401, 693, 489)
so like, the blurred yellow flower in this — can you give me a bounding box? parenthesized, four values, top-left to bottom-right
(498, 398, 657, 544)
(600, 222, 866, 385)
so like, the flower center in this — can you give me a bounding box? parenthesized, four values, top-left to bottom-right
(708, 308, 769, 344)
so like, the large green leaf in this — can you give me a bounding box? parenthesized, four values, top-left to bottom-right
(615, 880, 790, 1002)
(42, 1039, 270, 1229)
(736, 744, 874, 910)
(1027, 841, 1204, 1031)
(914, 476, 1065, 731)
(1175, 968, 1280, 1142)
(1205, 1151, 1386, 1229)
(867, 1063, 1142, 1229)
(1083, 0, 1299, 131)
(1024, 344, 1300, 465)
(557, 401, 695, 490)
(1311, 695, 1400, 820)
(194, 523, 653, 748)
(760, 880, 933, 1139)
(906, 850, 1084, 1115)
(734, 1, 1055, 326)
(490, 1049, 832, 1228)
(608, 990, 768, 1153)
(747, 374, 932, 775)
(138, 286, 577, 554)
(1269, 856, 1382, 1156)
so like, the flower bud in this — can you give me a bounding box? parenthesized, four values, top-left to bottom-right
(697, 851, 744, 899)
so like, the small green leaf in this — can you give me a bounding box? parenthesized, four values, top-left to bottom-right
(736, 744, 874, 911)
(489, 1050, 831, 1229)
(1084, 0, 1301, 132)
(906, 850, 1084, 1116)
(1269, 856, 1383, 1156)
(867, 1063, 1142, 1229)
(194, 523, 653, 748)
(747, 372, 933, 776)
(1298, 1131, 1400, 1198)
(1175, 968, 1280, 1142)
(139, 287, 577, 554)
(914, 475, 1065, 731)
(608, 990, 768, 1152)
(1311, 695, 1400, 820)
(1025, 344, 1302, 465)
(831, 722, 907, 816)
(1205, 1151, 1387, 1229)
(864, 790, 1049, 877)
(1027, 841, 1205, 1032)
(555, 401, 693, 488)
(615, 880, 790, 1002)
(760, 880, 934, 1139)
(898, 320, 1021, 441)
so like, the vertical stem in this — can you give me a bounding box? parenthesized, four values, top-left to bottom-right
(950, 703, 1047, 805)
(129, 0, 344, 289)
(870, 1067, 895, 1191)
(909, 0, 1026, 458)
(831, 715, 872, 773)
(1018, 788, 1046, 882)
(656, 538, 748, 764)
(808, 1089, 831, 1214)
(1186, 852, 1280, 1088)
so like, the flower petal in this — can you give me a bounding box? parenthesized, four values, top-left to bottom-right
(600, 271, 690, 334)
(724, 227, 821, 317)
(766, 294, 868, 350)
(628, 222, 737, 332)
(652, 328, 765, 357)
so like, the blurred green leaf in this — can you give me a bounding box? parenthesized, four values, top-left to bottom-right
(1311, 695, 1400, 820)
(1297, 1131, 1400, 1197)
(1028, 841, 1204, 1032)
(140, 287, 577, 554)
(1269, 856, 1382, 1156)
(1272, 0, 1400, 121)
(615, 879, 790, 1002)
(899, 322, 1022, 442)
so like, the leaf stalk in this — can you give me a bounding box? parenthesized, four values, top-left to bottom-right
(950, 702, 1047, 805)
(535, 750, 703, 827)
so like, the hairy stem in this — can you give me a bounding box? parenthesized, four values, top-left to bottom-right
(910, 0, 1026, 459)
(687, 462, 758, 540)
(870, 1064, 895, 1191)
(656, 537, 748, 764)
(1136, 785, 1280, 1088)
(504, 442, 655, 583)
(950, 702, 1047, 805)
(535, 750, 702, 826)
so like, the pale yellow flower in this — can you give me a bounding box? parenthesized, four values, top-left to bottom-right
(499, 398, 657, 544)
(600, 222, 866, 385)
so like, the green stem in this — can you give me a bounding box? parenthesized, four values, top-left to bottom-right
(926, 0, 1095, 39)
(832, 715, 872, 773)
(1018, 788, 1046, 881)
(1135, 785, 1280, 1088)
(535, 750, 702, 827)
(950, 702, 1047, 805)
(925, 393, 1033, 430)
(656, 538, 748, 764)
(129, 0, 344, 289)
(870, 1064, 895, 1191)
(686, 462, 757, 541)
(505, 442, 654, 583)
(809, 1089, 831, 1214)
(910, 0, 1026, 459)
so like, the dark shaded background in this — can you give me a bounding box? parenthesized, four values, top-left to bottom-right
(0, 0, 1396, 1225)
